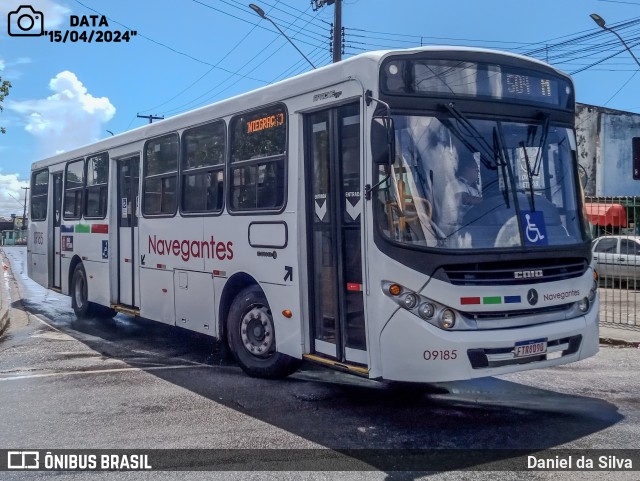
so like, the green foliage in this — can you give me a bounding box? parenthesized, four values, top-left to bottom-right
(0, 76, 11, 134)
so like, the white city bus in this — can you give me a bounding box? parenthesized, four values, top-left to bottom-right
(28, 47, 599, 382)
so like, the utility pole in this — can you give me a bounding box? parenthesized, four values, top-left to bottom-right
(137, 113, 164, 124)
(332, 0, 342, 63)
(311, 0, 342, 63)
(21, 186, 29, 230)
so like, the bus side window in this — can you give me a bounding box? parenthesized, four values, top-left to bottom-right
(64, 159, 85, 220)
(30, 169, 49, 221)
(85, 152, 109, 219)
(143, 133, 179, 216)
(181, 120, 225, 214)
(229, 104, 287, 212)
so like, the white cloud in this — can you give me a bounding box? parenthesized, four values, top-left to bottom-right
(9, 71, 116, 156)
(0, 173, 28, 219)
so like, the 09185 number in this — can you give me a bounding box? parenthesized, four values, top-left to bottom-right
(423, 349, 457, 361)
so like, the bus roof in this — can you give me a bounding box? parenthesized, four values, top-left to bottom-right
(31, 46, 567, 171)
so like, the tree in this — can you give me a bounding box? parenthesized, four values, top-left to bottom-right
(0, 76, 12, 134)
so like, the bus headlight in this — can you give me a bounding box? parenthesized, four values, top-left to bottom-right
(439, 309, 456, 329)
(381, 281, 469, 330)
(577, 297, 590, 313)
(403, 293, 418, 310)
(418, 302, 435, 319)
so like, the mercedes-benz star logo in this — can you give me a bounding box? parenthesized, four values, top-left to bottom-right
(527, 289, 539, 306)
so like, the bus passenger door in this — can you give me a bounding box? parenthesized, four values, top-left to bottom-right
(305, 102, 367, 366)
(117, 156, 140, 308)
(51, 172, 63, 289)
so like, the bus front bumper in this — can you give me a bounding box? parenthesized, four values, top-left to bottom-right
(379, 298, 599, 383)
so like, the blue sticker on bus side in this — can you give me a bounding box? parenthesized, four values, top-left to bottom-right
(521, 210, 548, 246)
(102, 240, 108, 259)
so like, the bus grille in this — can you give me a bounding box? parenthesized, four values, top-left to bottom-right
(442, 258, 588, 286)
(467, 335, 582, 369)
(463, 303, 573, 321)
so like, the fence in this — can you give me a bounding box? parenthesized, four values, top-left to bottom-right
(587, 196, 640, 327)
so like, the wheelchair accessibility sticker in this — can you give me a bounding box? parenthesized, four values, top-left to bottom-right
(521, 210, 547, 246)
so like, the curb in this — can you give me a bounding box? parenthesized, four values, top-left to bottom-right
(599, 337, 640, 349)
(0, 249, 10, 337)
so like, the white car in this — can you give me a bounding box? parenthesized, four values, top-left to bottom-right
(592, 235, 640, 287)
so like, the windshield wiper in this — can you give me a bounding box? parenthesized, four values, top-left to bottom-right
(533, 113, 550, 176)
(520, 141, 536, 211)
(492, 127, 510, 208)
(442, 102, 499, 170)
(520, 113, 551, 211)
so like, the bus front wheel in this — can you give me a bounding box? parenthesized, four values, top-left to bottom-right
(227, 285, 300, 379)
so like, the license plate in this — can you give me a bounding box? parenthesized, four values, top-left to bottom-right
(514, 338, 548, 358)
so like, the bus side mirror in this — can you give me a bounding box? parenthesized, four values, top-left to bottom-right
(371, 117, 395, 165)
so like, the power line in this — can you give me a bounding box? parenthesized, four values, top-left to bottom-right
(71, 0, 269, 85)
(141, 1, 285, 113)
(158, 4, 328, 116)
(604, 69, 640, 105)
(598, 0, 640, 5)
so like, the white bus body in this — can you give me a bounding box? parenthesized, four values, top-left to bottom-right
(28, 47, 599, 382)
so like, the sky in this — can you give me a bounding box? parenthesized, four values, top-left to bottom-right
(1, 0, 640, 217)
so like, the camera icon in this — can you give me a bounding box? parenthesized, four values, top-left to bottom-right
(8, 5, 44, 36)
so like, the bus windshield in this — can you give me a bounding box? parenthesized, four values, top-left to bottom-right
(375, 113, 588, 249)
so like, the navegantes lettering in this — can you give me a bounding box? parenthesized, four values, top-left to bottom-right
(543, 289, 580, 302)
(148, 235, 233, 262)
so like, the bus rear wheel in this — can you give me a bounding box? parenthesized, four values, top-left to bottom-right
(71, 263, 93, 318)
(71, 263, 115, 319)
(227, 285, 300, 379)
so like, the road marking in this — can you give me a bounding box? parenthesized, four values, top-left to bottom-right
(0, 364, 212, 382)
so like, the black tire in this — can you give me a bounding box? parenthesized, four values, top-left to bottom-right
(227, 285, 301, 379)
(71, 263, 93, 318)
(71, 263, 116, 319)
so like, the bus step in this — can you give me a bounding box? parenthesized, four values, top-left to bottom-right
(111, 304, 140, 317)
(303, 354, 369, 377)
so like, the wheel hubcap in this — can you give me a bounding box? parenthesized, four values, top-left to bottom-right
(75, 275, 85, 308)
(240, 306, 274, 358)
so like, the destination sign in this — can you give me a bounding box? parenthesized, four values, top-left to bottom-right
(246, 113, 286, 134)
(380, 57, 572, 109)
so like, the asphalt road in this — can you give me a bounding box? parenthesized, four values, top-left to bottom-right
(1, 247, 639, 480)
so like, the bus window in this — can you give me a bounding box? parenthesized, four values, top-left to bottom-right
(64, 159, 84, 220)
(229, 104, 287, 211)
(30, 169, 49, 221)
(143, 133, 178, 216)
(85, 152, 109, 219)
(181, 120, 225, 214)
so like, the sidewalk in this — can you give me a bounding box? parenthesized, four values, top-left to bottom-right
(599, 323, 640, 347)
(0, 246, 639, 347)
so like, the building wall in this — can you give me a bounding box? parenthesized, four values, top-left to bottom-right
(576, 103, 640, 197)
(576, 104, 599, 196)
